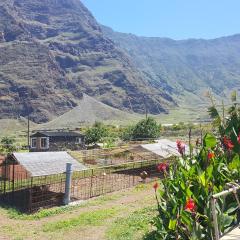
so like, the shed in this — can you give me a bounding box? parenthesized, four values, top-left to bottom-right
(10, 151, 88, 177)
(141, 139, 189, 159)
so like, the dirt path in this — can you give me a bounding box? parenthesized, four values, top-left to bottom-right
(0, 183, 157, 240)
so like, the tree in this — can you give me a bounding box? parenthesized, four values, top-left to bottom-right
(85, 122, 109, 145)
(121, 126, 134, 141)
(0, 137, 16, 154)
(132, 117, 161, 140)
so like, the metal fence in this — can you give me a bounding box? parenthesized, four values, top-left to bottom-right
(0, 158, 164, 213)
(70, 144, 160, 166)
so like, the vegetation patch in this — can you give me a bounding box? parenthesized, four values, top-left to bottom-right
(4, 193, 122, 220)
(106, 206, 157, 240)
(152, 94, 240, 239)
(42, 207, 118, 232)
(5, 205, 80, 220)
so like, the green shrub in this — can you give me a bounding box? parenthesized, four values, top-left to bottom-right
(132, 117, 161, 140)
(121, 117, 161, 141)
(85, 122, 109, 144)
(0, 137, 17, 154)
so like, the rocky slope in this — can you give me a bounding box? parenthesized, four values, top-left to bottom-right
(102, 26, 240, 104)
(0, 0, 175, 123)
(1, 0, 240, 124)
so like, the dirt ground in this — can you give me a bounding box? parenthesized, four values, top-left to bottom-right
(0, 183, 157, 240)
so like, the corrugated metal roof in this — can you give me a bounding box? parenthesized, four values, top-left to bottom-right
(31, 131, 84, 137)
(141, 139, 189, 158)
(13, 152, 88, 177)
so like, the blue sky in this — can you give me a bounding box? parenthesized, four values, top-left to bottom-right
(81, 0, 239, 40)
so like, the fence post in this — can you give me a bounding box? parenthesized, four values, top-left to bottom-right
(3, 158, 7, 195)
(211, 197, 220, 240)
(63, 163, 72, 205)
(29, 177, 33, 213)
(90, 169, 94, 198)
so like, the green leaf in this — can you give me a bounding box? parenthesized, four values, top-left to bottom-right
(180, 181, 185, 190)
(186, 187, 192, 198)
(203, 133, 217, 148)
(199, 172, 206, 187)
(226, 204, 238, 215)
(231, 91, 237, 102)
(208, 106, 221, 126)
(168, 219, 177, 230)
(228, 154, 240, 171)
(206, 165, 213, 179)
(219, 213, 234, 232)
(181, 211, 192, 228)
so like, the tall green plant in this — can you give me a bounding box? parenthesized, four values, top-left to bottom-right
(152, 94, 240, 239)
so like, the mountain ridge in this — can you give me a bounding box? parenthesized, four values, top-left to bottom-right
(0, 0, 240, 124)
(102, 25, 240, 104)
(0, 0, 175, 123)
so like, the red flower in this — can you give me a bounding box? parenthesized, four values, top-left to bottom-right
(157, 163, 168, 172)
(185, 198, 196, 212)
(223, 136, 234, 150)
(176, 140, 185, 155)
(207, 152, 215, 160)
(153, 182, 159, 190)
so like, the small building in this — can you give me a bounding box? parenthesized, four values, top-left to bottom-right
(30, 131, 85, 152)
(140, 139, 189, 158)
(6, 151, 88, 178)
(2, 151, 88, 180)
(1, 152, 88, 212)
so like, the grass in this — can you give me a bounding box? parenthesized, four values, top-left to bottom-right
(43, 207, 118, 232)
(2, 183, 151, 221)
(0, 182, 156, 239)
(4, 193, 123, 220)
(5, 205, 80, 220)
(106, 206, 157, 240)
(133, 183, 150, 192)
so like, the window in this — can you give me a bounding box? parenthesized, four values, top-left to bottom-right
(76, 137, 82, 144)
(31, 138, 37, 148)
(40, 137, 49, 149)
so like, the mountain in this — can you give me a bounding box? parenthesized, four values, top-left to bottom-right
(0, 0, 175, 123)
(1, 0, 240, 125)
(102, 26, 240, 105)
(39, 94, 141, 129)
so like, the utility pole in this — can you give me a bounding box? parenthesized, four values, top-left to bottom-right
(143, 96, 148, 119)
(27, 111, 30, 151)
(23, 92, 30, 151)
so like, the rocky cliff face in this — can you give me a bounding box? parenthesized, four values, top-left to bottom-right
(0, 0, 175, 123)
(102, 26, 240, 104)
